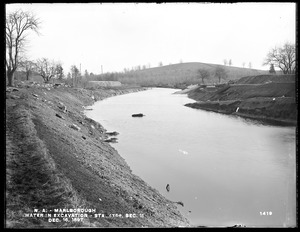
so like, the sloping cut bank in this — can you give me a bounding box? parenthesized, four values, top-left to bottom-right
(6, 84, 190, 228)
(185, 74, 297, 126)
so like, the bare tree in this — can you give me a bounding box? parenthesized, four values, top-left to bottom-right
(198, 68, 210, 84)
(223, 59, 227, 66)
(35, 58, 57, 83)
(242, 62, 245, 68)
(263, 42, 295, 74)
(84, 69, 89, 78)
(228, 59, 232, 66)
(6, 10, 40, 86)
(71, 65, 80, 87)
(56, 63, 64, 80)
(214, 66, 228, 83)
(19, 59, 36, 81)
(248, 62, 252, 69)
(158, 61, 163, 67)
(269, 64, 276, 74)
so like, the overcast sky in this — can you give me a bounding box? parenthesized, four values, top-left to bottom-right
(6, 3, 296, 74)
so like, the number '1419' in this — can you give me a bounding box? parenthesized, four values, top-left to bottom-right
(260, 211, 272, 216)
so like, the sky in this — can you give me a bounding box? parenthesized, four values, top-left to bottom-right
(6, 3, 296, 74)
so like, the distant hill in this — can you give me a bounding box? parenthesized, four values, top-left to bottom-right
(118, 62, 269, 87)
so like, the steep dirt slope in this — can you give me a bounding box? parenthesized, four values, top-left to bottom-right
(6, 83, 190, 228)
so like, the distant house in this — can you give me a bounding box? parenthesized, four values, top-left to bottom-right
(86, 81, 122, 89)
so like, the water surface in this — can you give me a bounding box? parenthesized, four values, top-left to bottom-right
(85, 88, 296, 227)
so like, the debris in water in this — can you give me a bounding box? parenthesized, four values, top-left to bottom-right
(166, 184, 170, 192)
(176, 201, 184, 207)
(132, 113, 145, 117)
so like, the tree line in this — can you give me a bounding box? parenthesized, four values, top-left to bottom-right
(197, 66, 228, 85)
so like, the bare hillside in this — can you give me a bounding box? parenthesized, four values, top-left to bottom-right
(119, 62, 269, 87)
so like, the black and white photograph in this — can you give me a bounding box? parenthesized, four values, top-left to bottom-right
(5, 2, 297, 228)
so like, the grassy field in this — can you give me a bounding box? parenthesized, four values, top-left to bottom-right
(185, 74, 297, 125)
